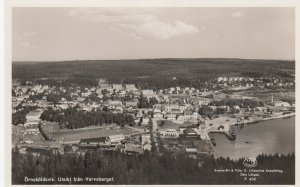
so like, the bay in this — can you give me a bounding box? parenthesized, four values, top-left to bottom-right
(210, 117, 295, 160)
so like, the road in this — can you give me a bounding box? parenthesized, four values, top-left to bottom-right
(151, 119, 160, 153)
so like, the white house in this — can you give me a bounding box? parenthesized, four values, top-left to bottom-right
(23, 128, 40, 135)
(153, 112, 163, 119)
(142, 90, 155, 96)
(160, 129, 179, 138)
(142, 117, 150, 125)
(108, 134, 125, 144)
(112, 84, 123, 90)
(124, 84, 136, 91)
(141, 134, 151, 144)
(274, 101, 291, 107)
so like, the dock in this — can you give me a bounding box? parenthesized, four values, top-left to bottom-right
(207, 129, 236, 141)
(224, 131, 236, 140)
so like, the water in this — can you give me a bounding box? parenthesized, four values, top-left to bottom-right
(210, 117, 295, 160)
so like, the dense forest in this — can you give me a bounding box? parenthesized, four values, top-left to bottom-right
(12, 58, 295, 90)
(12, 106, 38, 126)
(208, 99, 264, 108)
(138, 95, 159, 108)
(12, 148, 295, 185)
(40, 106, 135, 129)
(197, 99, 265, 117)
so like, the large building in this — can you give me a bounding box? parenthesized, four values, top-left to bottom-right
(124, 84, 137, 91)
(125, 101, 138, 107)
(142, 90, 155, 96)
(24, 109, 43, 127)
(179, 128, 200, 141)
(108, 100, 123, 107)
(108, 134, 125, 144)
(160, 129, 179, 138)
(124, 143, 144, 155)
(112, 84, 123, 90)
(99, 83, 111, 89)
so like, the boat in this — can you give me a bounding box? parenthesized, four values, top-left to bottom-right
(231, 132, 236, 139)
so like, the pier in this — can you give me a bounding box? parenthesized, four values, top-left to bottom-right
(224, 131, 236, 140)
(208, 130, 236, 140)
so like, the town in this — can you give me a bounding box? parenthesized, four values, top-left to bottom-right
(12, 74, 295, 160)
(10, 6, 296, 184)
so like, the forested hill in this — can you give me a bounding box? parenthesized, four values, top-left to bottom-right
(12, 58, 295, 89)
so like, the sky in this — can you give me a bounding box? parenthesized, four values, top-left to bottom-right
(12, 7, 295, 61)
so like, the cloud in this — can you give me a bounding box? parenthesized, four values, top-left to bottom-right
(231, 11, 244, 18)
(69, 8, 156, 23)
(120, 20, 199, 40)
(13, 31, 38, 50)
(68, 8, 199, 40)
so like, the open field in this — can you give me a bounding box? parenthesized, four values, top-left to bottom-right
(12, 125, 45, 146)
(238, 89, 295, 102)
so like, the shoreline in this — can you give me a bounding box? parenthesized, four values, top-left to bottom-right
(232, 112, 295, 127)
(207, 112, 295, 138)
(206, 112, 295, 156)
(207, 112, 295, 134)
(210, 114, 295, 159)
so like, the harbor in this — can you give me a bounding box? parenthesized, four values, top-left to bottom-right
(205, 112, 295, 138)
(210, 116, 295, 159)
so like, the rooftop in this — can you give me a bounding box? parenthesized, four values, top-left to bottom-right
(80, 136, 108, 143)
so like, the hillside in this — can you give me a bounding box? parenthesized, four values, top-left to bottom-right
(12, 58, 295, 89)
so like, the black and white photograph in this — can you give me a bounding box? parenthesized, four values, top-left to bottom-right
(10, 6, 295, 185)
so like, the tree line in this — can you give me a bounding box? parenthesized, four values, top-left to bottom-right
(13, 59, 294, 90)
(138, 95, 158, 108)
(209, 99, 264, 108)
(12, 147, 295, 185)
(40, 106, 135, 129)
(12, 106, 38, 126)
(198, 105, 241, 117)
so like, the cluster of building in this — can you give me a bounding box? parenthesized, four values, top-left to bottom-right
(159, 125, 213, 159)
(12, 75, 295, 159)
(212, 76, 294, 90)
(18, 133, 152, 157)
(15, 109, 43, 144)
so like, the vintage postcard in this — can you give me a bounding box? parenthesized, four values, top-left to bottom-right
(6, 0, 298, 186)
